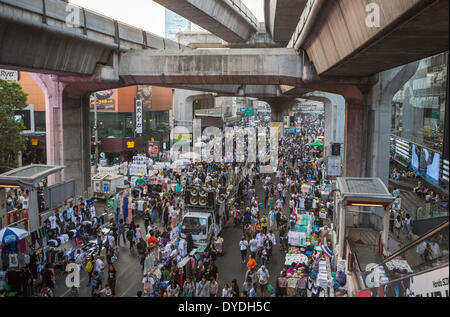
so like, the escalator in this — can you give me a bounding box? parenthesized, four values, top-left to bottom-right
(354, 221, 449, 297)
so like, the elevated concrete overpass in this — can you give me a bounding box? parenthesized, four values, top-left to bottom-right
(152, 0, 259, 43)
(119, 48, 304, 86)
(289, 0, 449, 77)
(264, 0, 307, 45)
(0, 0, 186, 76)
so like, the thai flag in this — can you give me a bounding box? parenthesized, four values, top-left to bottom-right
(320, 244, 333, 258)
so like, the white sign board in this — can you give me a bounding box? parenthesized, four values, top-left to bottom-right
(327, 156, 342, 176)
(0, 69, 19, 81)
(135, 100, 143, 134)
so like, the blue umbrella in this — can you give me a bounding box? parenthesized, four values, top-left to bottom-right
(0, 226, 29, 245)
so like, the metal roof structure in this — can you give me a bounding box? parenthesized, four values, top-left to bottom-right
(0, 164, 65, 188)
(336, 177, 394, 205)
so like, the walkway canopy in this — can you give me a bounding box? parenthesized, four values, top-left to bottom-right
(0, 165, 65, 189)
(335, 177, 395, 260)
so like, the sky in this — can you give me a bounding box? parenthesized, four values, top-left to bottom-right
(69, 0, 264, 38)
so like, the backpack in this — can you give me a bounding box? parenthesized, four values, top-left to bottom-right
(85, 260, 93, 273)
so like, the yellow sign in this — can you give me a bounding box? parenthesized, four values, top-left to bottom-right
(174, 134, 192, 141)
(272, 123, 281, 137)
(31, 139, 39, 146)
(150, 138, 155, 142)
(126, 141, 135, 149)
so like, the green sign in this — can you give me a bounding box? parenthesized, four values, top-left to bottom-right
(244, 108, 254, 117)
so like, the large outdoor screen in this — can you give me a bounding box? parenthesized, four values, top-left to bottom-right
(411, 144, 419, 170)
(426, 150, 441, 182)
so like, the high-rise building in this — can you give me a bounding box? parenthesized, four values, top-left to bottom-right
(165, 9, 191, 40)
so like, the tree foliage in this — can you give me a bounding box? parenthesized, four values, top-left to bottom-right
(0, 79, 28, 173)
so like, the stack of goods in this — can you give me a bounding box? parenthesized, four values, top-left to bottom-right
(317, 260, 329, 296)
(98, 165, 120, 174)
(332, 262, 347, 296)
(130, 164, 148, 176)
(385, 259, 413, 274)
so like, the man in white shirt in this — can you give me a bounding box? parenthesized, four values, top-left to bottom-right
(178, 238, 187, 258)
(107, 233, 115, 249)
(239, 237, 249, 263)
(95, 255, 105, 284)
(299, 196, 306, 211)
(75, 250, 85, 269)
(251, 204, 259, 217)
(249, 236, 258, 258)
(48, 214, 57, 230)
(256, 232, 266, 254)
(90, 204, 96, 219)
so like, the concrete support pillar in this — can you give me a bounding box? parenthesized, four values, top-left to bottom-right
(62, 89, 91, 198)
(31, 74, 65, 186)
(364, 61, 420, 185)
(28, 187, 39, 232)
(304, 92, 345, 159)
(382, 206, 390, 254)
(343, 100, 365, 177)
(338, 201, 345, 260)
(270, 103, 291, 122)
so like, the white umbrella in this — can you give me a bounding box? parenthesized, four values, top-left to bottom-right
(0, 226, 29, 245)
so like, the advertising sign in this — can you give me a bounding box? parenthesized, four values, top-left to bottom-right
(174, 134, 192, 145)
(412, 143, 441, 183)
(137, 85, 152, 111)
(90, 90, 115, 110)
(357, 266, 449, 297)
(327, 156, 342, 176)
(135, 100, 143, 134)
(0, 69, 19, 81)
(148, 141, 160, 158)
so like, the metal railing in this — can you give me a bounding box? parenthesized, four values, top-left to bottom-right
(227, 0, 259, 30)
(355, 221, 449, 293)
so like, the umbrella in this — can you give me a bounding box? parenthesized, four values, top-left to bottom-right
(310, 140, 323, 147)
(0, 226, 29, 245)
(135, 178, 147, 185)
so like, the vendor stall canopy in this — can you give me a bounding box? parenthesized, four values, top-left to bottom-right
(336, 177, 394, 207)
(0, 164, 65, 188)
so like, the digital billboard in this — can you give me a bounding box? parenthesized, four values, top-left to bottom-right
(412, 144, 441, 183)
(411, 144, 419, 171)
(425, 150, 441, 182)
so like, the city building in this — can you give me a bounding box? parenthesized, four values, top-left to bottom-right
(390, 52, 449, 189)
(16, 72, 173, 165)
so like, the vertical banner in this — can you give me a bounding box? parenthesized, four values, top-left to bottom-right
(137, 85, 152, 111)
(135, 100, 143, 134)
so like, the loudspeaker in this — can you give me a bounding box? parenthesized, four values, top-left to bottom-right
(190, 196, 199, 205)
(199, 188, 207, 197)
(185, 190, 192, 205)
(190, 187, 199, 196)
(217, 194, 226, 204)
(207, 191, 215, 208)
(199, 196, 208, 206)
